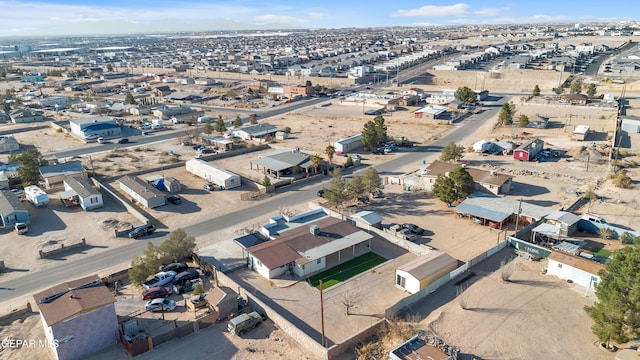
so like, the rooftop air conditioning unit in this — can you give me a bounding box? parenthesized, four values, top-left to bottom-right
(310, 225, 320, 236)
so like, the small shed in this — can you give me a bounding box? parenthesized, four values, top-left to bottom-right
(207, 286, 238, 320)
(395, 251, 458, 294)
(621, 116, 640, 133)
(573, 125, 590, 141)
(544, 210, 581, 236)
(163, 177, 181, 193)
(351, 211, 383, 229)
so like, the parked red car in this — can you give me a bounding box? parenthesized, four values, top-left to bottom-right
(141, 287, 171, 300)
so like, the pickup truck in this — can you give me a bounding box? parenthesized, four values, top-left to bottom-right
(228, 311, 265, 336)
(143, 271, 177, 290)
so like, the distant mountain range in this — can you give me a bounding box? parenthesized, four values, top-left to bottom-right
(17, 18, 301, 37)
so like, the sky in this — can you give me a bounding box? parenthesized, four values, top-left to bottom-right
(1, 0, 639, 37)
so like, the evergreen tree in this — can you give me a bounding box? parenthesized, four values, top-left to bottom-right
(215, 116, 227, 133)
(432, 166, 474, 205)
(587, 83, 597, 97)
(233, 115, 243, 127)
(324, 167, 348, 207)
(249, 113, 257, 124)
(125, 92, 137, 105)
(362, 167, 382, 192)
(454, 86, 477, 104)
(518, 114, 530, 127)
(15, 149, 47, 185)
(498, 102, 515, 125)
(532, 85, 541, 96)
(585, 246, 640, 347)
(440, 142, 465, 162)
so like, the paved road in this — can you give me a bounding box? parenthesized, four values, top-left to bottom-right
(0, 95, 505, 307)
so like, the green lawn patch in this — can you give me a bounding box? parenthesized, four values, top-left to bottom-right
(589, 248, 612, 258)
(308, 252, 387, 290)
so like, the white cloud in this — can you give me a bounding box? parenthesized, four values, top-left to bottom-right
(253, 14, 302, 24)
(448, 14, 574, 25)
(309, 12, 329, 19)
(0, 0, 258, 34)
(392, 3, 470, 18)
(473, 7, 505, 17)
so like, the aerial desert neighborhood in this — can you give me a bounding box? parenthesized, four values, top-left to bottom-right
(3, 1, 640, 360)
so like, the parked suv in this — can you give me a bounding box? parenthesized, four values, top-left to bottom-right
(14, 222, 28, 235)
(172, 268, 200, 286)
(402, 223, 424, 235)
(128, 224, 156, 239)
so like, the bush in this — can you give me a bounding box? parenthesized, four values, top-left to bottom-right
(599, 227, 614, 240)
(612, 171, 632, 189)
(620, 232, 634, 244)
(193, 283, 204, 295)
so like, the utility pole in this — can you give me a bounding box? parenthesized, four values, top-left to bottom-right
(320, 280, 326, 347)
(513, 199, 522, 238)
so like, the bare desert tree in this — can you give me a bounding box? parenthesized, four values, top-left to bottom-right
(340, 291, 362, 315)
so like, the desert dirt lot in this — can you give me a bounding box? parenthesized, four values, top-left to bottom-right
(407, 248, 610, 360)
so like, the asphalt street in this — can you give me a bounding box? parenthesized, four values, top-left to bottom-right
(0, 95, 506, 307)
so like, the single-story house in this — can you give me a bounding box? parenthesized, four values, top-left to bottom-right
(207, 286, 238, 321)
(250, 148, 313, 179)
(118, 175, 165, 208)
(546, 251, 603, 289)
(62, 177, 103, 211)
(351, 211, 383, 229)
(39, 161, 88, 189)
(231, 123, 280, 141)
(513, 138, 544, 161)
(69, 117, 122, 140)
(185, 159, 241, 189)
(10, 108, 44, 123)
(621, 116, 640, 133)
(413, 105, 447, 120)
(200, 136, 233, 151)
(33, 275, 118, 360)
(560, 93, 588, 105)
(247, 216, 374, 280)
(395, 251, 458, 294)
(422, 161, 512, 195)
(0, 190, 30, 227)
(333, 134, 363, 154)
(0, 135, 20, 153)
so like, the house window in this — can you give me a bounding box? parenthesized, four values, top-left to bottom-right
(557, 264, 562, 268)
(396, 274, 406, 288)
(90, 197, 98, 204)
(316, 259, 321, 264)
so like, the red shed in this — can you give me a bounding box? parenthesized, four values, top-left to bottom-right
(513, 139, 544, 161)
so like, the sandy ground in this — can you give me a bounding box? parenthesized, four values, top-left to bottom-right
(412, 251, 610, 359)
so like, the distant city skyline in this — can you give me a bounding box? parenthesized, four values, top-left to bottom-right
(2, 0, 640, 37)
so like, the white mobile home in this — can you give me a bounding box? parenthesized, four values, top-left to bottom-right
(63, 177, 103, 211)
(185, 159, 241, 189)
(118, 175, 165, 208)
(547, 251, 603, 290)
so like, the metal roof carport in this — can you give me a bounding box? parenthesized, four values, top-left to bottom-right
(454, 202, 511, 223)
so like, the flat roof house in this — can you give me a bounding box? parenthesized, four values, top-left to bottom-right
(62, 177, 103, 211)
(69, 117, 121, 140)
(0, 190, 30, 227)
(247, 216, 374, 280)
(547, 251, 603, 290)
(39, 161, 88, 189)
(33, 275, 118, 360)
(118, 175, 165, 208)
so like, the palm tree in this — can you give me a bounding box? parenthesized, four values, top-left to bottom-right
(310, 154, 321, 174)
(324, 145, 335, 165)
